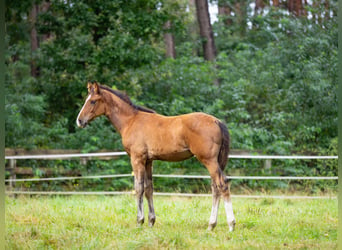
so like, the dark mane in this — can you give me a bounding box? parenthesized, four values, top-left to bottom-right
(99, 84, 156, 114)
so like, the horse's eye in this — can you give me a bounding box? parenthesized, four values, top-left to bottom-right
(90, 100, 96, 105)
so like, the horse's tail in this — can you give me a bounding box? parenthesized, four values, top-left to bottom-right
(217, 120, 230, 171)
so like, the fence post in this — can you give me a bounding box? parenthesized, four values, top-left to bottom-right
(80, 157, 87, 166)
(264, 159, 272, 173)
(9, 159, 16, 196)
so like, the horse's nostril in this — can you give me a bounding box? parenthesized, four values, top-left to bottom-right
(77, 119, 83, 127)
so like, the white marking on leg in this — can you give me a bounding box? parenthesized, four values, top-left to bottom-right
(224, 198, 236, 232)
(208, 194, 220, 230)
(76, 95, 91, 127)
(208, 184, 220, 230)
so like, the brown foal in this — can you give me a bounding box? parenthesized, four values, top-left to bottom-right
(76, 82, 236, 231)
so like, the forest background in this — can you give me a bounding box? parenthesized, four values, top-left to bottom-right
(5, 0, 338, 194)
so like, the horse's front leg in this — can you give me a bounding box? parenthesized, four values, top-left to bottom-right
(144, 160, 156, 227)
(131, 155, 146, 226)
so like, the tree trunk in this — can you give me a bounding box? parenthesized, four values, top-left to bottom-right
(29, 4, 39, 77)
(218, 0, 232, 26)
(188, 0, 200, 56)
(41, 0, 51, 41)
(288, 0, 304, 17)
(287, 0, 294, 14)
(195, 0, 216, 61)
(163, 21, 176, 59)
(303, 0, 308, 17)
(295, 0, 303, 16)
(312, 0, 318, 23)
(324, 0, 330, 20)
(234, 1, 247, 36)
(272, 0, 279, 7)
(255, 0, 265, 15)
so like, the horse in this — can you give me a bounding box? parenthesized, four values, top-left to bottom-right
(76, 81, 236, 231)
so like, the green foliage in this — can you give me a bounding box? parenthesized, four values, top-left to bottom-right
(5, 1, 337, 193)
(5, 41, 68, 149)
(214, 12, 337, 151)
(118, 57, 217, 115)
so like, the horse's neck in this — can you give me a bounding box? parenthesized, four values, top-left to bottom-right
(105, 93, 137, 134)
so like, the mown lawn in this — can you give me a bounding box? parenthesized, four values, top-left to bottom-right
(5, 195, 337, 249)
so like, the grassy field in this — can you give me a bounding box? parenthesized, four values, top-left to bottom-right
(6, 195, 337, 249)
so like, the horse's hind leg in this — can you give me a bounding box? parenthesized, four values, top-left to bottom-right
(208, 182, 220, 230)
(222, 181, 236, 232)
(199, 157, 236, 231)
(144, 160, 156, 227)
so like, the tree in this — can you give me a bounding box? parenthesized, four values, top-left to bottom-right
(164, 20, 176, 58)
(218, 0, 232, 26)
(254, 0, 266, 16)
(287, 0, 305, 17)
(216, 0, 248, 37)
(40, 0, 51, 41)
(234, 1, 247, 36)
(195, 0, 216, 61)
(5, 0, 337, 155)
(29, 3, 39, 77)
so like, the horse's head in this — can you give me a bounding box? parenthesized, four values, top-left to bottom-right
(76, 81, 106, 128)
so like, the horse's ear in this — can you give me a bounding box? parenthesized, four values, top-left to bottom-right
(93, 82, 100, 94)
(86, 81, 100, 95)
(87, 82, 92, 93)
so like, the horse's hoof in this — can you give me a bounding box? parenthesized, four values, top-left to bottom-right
(208, 223, 216, 231)
(228, 219, 236, 232)
(148, 217, 156, 227)
(137, 218, 144, 226)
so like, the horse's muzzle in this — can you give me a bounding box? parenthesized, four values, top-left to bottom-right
(77, 119, 87, 128)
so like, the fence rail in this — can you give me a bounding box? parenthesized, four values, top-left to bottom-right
(5, 151, 338, 199)
(5, 191, 337, 199)
(4, 174, 338, 183)
(5, 151, 338, 160)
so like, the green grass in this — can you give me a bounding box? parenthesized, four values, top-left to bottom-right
(6, 195, 337, 249)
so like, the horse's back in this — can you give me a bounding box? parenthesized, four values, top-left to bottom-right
(141, 112, 221, 140)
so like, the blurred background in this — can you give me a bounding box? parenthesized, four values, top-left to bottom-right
(5, 0, 337, 195)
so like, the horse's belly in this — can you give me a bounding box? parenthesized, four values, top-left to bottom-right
(152, 150, 193, 162)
